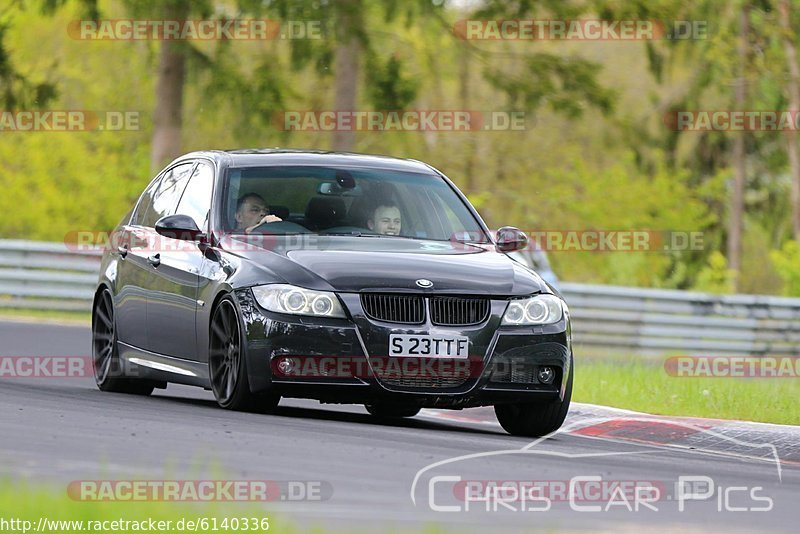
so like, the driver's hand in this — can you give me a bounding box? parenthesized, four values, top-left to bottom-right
(245, 214, 283, 234)
(259, 214, 282, 225)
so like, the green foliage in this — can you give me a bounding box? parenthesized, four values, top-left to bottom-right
(0, 0, 799, 295)
(479, 48, 616, 118)
(770, 240, 800, 296)
(365, 54, 418, 110)
(0, 133, 149, 240)
(693, 251, 736, 294)
(739, 221, 784, 294)
(465, 191, 492, 211)
(0, 22, 58, 108)
(493, 150, 716, 287)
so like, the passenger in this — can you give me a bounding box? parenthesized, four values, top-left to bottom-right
(367, 203, 402, 236)
(235, 193, 282, 234)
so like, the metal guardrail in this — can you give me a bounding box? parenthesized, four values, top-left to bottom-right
(3, 239, 800, 356)
(0, 239, 101, 311)
(561, 283, 800, 357)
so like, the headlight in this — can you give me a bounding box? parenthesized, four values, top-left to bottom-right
(251, 284, 347, 318)
(501, 294, 563, 325)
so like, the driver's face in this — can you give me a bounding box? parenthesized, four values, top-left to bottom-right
(236, 198, 268, 229)
(369, 206, 402, 235)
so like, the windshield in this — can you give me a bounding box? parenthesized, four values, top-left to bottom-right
(222, 165, 489, 242)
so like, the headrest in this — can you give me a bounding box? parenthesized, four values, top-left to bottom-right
(305, 197, 346, 229)
(347, 196, 373, 228)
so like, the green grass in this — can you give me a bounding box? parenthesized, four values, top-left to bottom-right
(0, 308, 90, 324)
(0, 481, 456, 534)
(0, 481, 295, 533)
(573, 358, 800, 425)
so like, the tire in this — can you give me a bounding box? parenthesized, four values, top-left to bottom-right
(494, 356, 573, 437)
(209, 296, 280, 412)
(92, 288, 154, 396)
(365, 403, 421, 419)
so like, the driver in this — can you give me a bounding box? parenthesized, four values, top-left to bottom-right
(367, 203, 402, 236)
(235, 193, 282, 234)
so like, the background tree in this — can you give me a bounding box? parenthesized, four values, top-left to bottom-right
(779, 0, 800, 240)
(2, 0, 800, 295)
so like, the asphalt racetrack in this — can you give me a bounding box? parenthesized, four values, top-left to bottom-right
(0, 319, 796, 533)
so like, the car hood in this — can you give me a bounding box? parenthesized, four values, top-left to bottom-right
(223, 235, 547, 296)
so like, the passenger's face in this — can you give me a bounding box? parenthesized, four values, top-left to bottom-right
(370, 206, 401, 235)
(236, 198, 268, 229)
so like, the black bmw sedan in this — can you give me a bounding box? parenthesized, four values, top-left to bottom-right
(92, 149, 573, 436)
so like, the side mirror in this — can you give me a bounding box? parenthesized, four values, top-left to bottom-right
(495, 226, 528, 253)
(155, 214, 204, 241)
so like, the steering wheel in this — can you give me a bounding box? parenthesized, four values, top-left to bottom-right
(252, 221, 312, 234)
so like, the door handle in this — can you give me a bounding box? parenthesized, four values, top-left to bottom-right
(147, 254, 161, 267)
(117, 245, 128, 258)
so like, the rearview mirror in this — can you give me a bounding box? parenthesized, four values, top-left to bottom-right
(318, 182, 337, 195)
(495, 226, 528, 253)
(155, 214, 204, 241)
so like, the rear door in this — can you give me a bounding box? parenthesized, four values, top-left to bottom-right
(114, 173, 165, 349)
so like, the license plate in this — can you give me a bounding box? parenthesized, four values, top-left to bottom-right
(388, 334, 469, 359)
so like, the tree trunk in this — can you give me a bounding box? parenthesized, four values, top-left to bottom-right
(150, 2, 188, 172)
(459, 47, 477, 193)
(332, 0, 362, 152)
(728, 4, 749, 289)
(780, 0, 800, 240)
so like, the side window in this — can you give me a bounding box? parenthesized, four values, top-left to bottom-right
(130, 175, 163, 226)
(424, 186, 487, 242)
(176, 162, 214, 230)
(139, 163, 195, 228)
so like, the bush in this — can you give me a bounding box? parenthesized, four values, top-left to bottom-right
(693, 251, 735, 294)
(770, 240, 800, 297)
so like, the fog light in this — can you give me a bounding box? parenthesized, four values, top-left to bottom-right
(537, 366, 555, 384)
(277, 357, 297, 376)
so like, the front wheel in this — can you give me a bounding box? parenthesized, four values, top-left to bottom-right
(208, 296, 280, 412)
(494, 356, 573, 437)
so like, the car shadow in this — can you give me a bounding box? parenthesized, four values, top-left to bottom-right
(148, 390, 514, 438)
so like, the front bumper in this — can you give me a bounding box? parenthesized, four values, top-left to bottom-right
(235, 288, 572, 409)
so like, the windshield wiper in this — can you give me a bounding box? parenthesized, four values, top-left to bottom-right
(320, 232, 417, 239)
(320, 231, 365, 237)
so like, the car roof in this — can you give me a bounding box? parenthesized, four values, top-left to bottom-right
(172, 149, 439, 175)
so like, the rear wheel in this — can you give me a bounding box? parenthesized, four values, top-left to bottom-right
(92, 288, 154, 396)
(209, 296, 279, 412)
(365, 403, 421, 419)
(494, 356, 573, 437)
